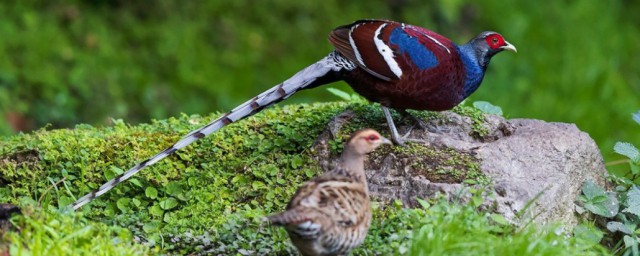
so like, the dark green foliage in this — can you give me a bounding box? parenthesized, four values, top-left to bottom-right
(576, 181, 640, 255)
(0, 101, 470, 253)
(0, 0, 638, 165)
(577, 110, 640, 255)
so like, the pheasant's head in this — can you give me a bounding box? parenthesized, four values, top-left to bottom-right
(345, 129, 392, 155)
(467, 31, 517, 68)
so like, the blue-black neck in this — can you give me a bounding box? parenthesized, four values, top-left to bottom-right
(456, 43, 488, 98)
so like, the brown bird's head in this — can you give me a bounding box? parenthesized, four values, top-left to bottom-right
(345, 129, 392, 155)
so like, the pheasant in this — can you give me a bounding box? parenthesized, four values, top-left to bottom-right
(71, 19, 516, 210)
(266, 129, 391, 256)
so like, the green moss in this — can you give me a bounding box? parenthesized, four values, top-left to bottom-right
(378, 143, 488, 185)
(0, 102, 350, 253)
(452, 103, 492, 137)
(0, 102, 594, 254)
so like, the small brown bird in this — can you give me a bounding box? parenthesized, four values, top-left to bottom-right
(266, 129, 391, 256)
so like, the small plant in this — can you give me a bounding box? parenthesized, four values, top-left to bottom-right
(576, 110, 640, 255)
(411, 189, 606, 255)
(576, 180, 640, 255)
(326, 87, 366, 102)
(612, 111, 640, 185)
(473, 100, 504, 116)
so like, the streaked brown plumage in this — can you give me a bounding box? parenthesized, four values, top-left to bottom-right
(266, 129, 391, 256)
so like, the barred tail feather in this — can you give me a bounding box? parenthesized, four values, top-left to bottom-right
(267, 208, 322, 238)
(70, 52, 355, 210)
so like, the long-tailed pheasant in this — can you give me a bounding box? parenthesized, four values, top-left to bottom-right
(71, 19, 516, 210)
(266, 129, 391, 256)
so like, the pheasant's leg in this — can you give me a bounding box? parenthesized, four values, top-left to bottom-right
(398, 110, 430, 130)
(381, 106, 406, 146)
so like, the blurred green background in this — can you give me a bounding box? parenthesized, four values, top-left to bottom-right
(0, 0, 638, 163)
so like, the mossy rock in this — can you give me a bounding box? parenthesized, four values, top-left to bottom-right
(0, 101, 492, 254)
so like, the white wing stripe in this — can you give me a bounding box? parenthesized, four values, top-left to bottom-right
(373, 23, 402, 78)
(424, 34, 451, 54)
(348, 24, 367, 68)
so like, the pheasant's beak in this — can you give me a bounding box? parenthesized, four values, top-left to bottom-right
(500, 41, 517, 53)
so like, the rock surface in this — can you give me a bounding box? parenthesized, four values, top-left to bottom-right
(0, 203, 20, 233)
(312, 110, 609, 227)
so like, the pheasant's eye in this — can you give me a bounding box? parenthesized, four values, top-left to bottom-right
(485, 34, 504, 49)
(367, 135, 379, 141)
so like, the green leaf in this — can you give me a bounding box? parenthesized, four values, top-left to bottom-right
(166, 182, 183, 196)
(104, 166, 124, 180)
(633, 110, 640, 126)
(573, 224, 604, 245)
(129, 178, 142, 187)
(624, 186, 640, 217)
(111, 166, 124, 175)
(581, 180, 619, 217)
(416, 198, 430, 209)
(163, 212, 175, 223)
(145, 187, 158, 199)
(326, 88, 353, 101)
(116, 198, 130, 212)
(304, 169, 315, 178)
(266, 191, 275, 200)
(143, 221, 160, 233)
(584, 193, 619, 218)
(291, 156, 303, 169)
(58, 196, 73, 208)
(473, 101, 503, 116)
(614, 142, 640, 162)
(132, 198, 141, 207)
(607, 221, 633, 235)
(252, 181, 266, 190)
(624, 235, 639, 248)
(159, 198, 179, 210)
(581, 180, 607, 200)
(632, 163, 640, 175)
(149, 205, 163, 217)
(489, 213, 510, 226)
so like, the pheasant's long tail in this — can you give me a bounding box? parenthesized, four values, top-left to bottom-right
(70, 51, 355, 210)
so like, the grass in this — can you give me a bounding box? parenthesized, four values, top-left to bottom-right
(0, 102, 609, 255)
(2, 203, 151, 255)
(1, 192, 607, 256)
(409, 194, 609, 256)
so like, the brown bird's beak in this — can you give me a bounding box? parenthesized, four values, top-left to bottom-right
(380, 137, 392, 145)
(500, 41, 517, 53)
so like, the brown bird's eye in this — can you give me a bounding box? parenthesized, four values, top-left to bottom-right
(367, 135, 378, 141)
(492, 37, 499, 44)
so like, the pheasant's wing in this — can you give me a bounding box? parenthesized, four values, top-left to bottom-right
(329, 19, 400, 81)
(329, 19, 457, 82)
